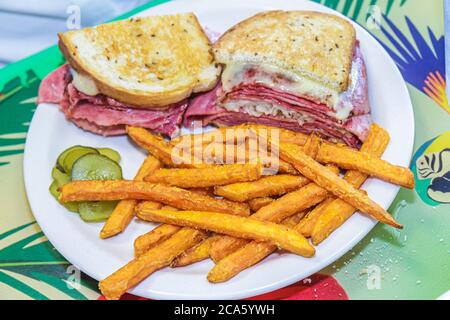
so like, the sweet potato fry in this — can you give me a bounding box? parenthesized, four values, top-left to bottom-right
(201, 140, 298, 175)
(99, 228, 206, 300)
(100, 155, 162, 239)
(201, 141, 246, 164)
(337, 124, 390, 189)
(100, 199, 143, 239)
(316, 142, 415, 189)
(188, 188, 214, 196)
(161, 205, 179, 211)
(208, 212, 307, 282)
(208, 241, 276, 283)
(209, 209, 308, 263)
(215, 174, 309, 202)
(127, 126, 206, 168)
(311, 124, 391, 244)
(283, 211, 308, 227)
(209, 236, 249, 263)
(171, 235, 219, 267)
(136, 209, 315, 257)
(171, 124, 308, 147)
(134, 223, 181, 257)
(171, 126, 247, 146)
(248, 197, 274, 212)
(144, 164, 262, 188)
(278, 142, 402, 229)
(60, 180, 250, 216)
(245, 129, 299, 175)
(242, 124, 308, 146)
(312, 200, 359, 244)
(275, 160, 299, 175)
(133, 156, 164, 181)
(172, 128, 250, 164)
(178, 130, 273, 164)
(208, 180, 333, 262)
(302, 134, 322, 159)
(203, 141, 266, 167)
(296, 198, 334, 237)
(251, 178, 336, 223)
(129, 126, 297, 174)
(209, 166, 338, 262)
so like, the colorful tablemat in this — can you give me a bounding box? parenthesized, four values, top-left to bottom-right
(0, 0, 448, 300)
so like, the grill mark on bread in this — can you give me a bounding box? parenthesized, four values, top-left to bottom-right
(214, 10, 356, 92)
(58, 13, 220, 108)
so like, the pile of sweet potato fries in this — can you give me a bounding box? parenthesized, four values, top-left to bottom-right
(58, 123, 415, 300)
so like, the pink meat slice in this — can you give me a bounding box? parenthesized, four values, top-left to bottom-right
(37, 64, 187, 137)
(184, 44, 372, 148)
(37, 64, 71, 104)
(187, 98, 362, 148)
(186, 87, 370, 148)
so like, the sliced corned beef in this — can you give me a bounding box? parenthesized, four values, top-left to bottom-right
(184, 44, 372, 148)
(37, 64, 187, 137)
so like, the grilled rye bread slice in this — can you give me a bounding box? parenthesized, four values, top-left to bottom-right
(214, 10, 356, 92)
(59, 13, 220, 108)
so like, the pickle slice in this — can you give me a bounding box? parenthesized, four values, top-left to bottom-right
(63, 147, 99, 174)
(97, 148, 121, 163)
(51, 167, 71, 186)
(56, 146, 96, 173)
(78, 201, 118, 222)
(51, 146, 122, 221)
(49, 180, 78, 212)
(49, 180, 59, 199)
(71, 154, 122, 181)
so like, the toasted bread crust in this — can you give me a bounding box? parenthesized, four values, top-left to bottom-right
(59, 13, 220, 109)
(214, 11, 356, 92)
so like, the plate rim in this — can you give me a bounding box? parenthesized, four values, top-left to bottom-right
(23, 0, 415, 300)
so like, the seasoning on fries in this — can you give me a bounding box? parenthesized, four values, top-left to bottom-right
(144, 164, 262, 188)
(136, 208, 315, 257)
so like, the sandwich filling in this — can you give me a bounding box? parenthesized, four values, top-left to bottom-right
(185, 43, 372, 148)
(70, 68, 100, 96)
(38, 64, 188, 137)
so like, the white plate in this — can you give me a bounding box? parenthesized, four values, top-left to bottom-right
(24, 0, 414, 300)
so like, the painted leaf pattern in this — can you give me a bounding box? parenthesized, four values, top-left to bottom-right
(0, 222, 98, 299)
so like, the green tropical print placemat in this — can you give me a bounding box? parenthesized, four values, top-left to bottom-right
(0, 0, 448, 300)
